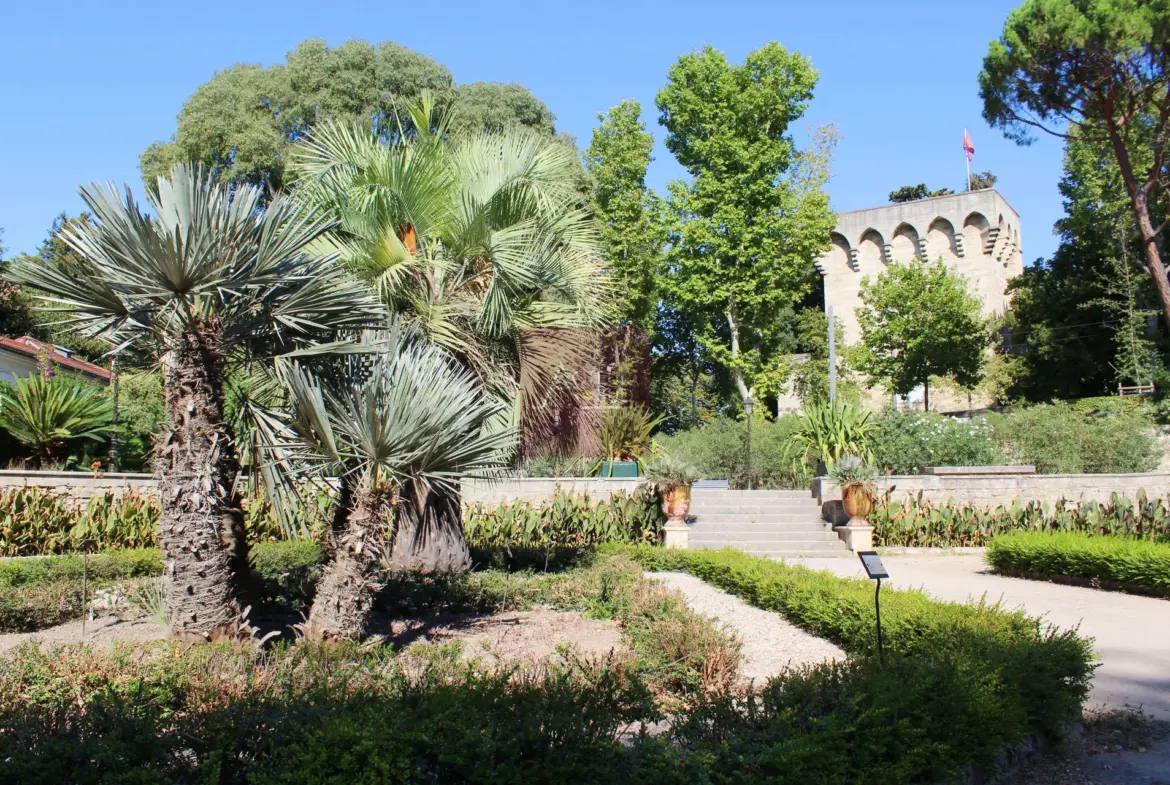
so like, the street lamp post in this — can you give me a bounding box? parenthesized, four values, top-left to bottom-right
(744, 397, 755, 491)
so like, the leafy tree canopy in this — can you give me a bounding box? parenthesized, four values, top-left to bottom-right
(969, 170, 998, 191)
(856, 258, 988, 410)
(585, 100, 664, 328)
(141, 39, 558, 197)
(656, 43, 837, 409)
(980, 0, 1170, 330)
(888, 184, 953, 203)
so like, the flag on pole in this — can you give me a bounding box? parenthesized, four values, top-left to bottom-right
(962, 129, 975, 162)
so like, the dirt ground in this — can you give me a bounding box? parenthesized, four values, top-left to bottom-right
(0, 607, 627, 668)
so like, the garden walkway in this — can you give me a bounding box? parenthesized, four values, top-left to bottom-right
(794, 553, 1170, 720)
(646, 571, 844, 683)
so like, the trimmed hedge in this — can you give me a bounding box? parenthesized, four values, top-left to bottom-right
(0, 548, 1097, 784)
(0, 542, 323, 632)
(605, 545, 1095, 745)
(987, 531, 1170, 595)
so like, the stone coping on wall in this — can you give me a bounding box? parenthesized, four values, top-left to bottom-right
(923, 465, 1035, 475)
(0, 470, 646, 508)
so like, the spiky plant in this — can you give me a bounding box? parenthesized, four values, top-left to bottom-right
(287, 96, 609, 569)
(0, 374, 113, 467)
(9, 164, 384, 639)
(794, 398, 875, 472)
(260, 327, 514, 640)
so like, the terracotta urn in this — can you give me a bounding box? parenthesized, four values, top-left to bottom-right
(841, 482, 873, 526)
(661, 483, 692, 526)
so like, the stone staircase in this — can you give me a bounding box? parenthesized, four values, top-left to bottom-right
(687, 489, 850, 559)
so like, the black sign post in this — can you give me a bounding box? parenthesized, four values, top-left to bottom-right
(857, 550, 889, 662)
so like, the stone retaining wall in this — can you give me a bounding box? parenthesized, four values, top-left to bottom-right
(0, 470, 646, 508)
(815, 471, 1170, 509)
(0, 469, 156, 502)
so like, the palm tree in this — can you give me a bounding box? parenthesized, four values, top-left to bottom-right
(263, 328, 513, 640)
(288, 97, 609, 568)
(10, 165, 383, 639)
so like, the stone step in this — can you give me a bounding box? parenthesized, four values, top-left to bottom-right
(691, 490, 814, 500)
(690, 502, 821, 512)
(690, 513, 824, 524)
(690, 541, 849, 555)
(690, 531, 839, 543)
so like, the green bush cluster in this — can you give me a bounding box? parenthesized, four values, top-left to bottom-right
(870, 410, 1001, 474)
(0, 542, 320, 632)
(989, 402, 1158, 474)
(654, 414, 810, 489)
(871, 489, 1170, 547)
(0, 548, 1095, 784)
(987, 531, 1170, 595)
(463, 487, 664, 548)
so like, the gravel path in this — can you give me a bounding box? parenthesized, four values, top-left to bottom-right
(646, 571, 845, 684)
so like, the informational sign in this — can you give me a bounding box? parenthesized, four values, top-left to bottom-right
(857, 550, 889, 580)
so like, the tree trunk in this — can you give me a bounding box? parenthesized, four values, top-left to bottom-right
(923, 377, 930, 413)
(726, 306, 752, 408)
(155, 323, 249, 640)
(1105, 122, 1170, 332)
(387, 480, 470, 573)
(305, 482, 395, 641)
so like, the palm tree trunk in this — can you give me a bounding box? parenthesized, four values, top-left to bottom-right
(155, 323, 248, 640)
(305, 482, 395, 640)
(387, 480, 470, 573)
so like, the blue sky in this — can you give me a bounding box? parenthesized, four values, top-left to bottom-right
(0, 0, 1064, 261)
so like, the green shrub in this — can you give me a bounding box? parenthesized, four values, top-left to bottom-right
(987, 531, 1170, 594)
(871, 489, 1170, 547)
(871, 409, 1001, 474)
(0, 542, 320, 631)
(991, 402, 1158, 474)
(654, 414, 810, 489)
(609, 544, 1094, 747)
(463, 487, 664, 548)
(0, 548, 1096, 784)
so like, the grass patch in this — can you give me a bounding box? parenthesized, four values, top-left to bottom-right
(987, 531, 1170, 596)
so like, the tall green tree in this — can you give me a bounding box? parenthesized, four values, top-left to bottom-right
(10, 165, 383, 639)
(856, 258, 988, 411)
(656, 43, 837, 411)
(888, 184, 953, 203)
(448, 82, 556, 137)
(141, 39, 559, 199)
(584, 100, 663, 329)
(980, 0, 1170, 330)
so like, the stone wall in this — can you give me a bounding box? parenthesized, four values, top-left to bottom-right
(0, 469, 156, 502)
(815, 471, 1170, 510)
(461, 477, 646, 506)
(0, 470, 646, 509)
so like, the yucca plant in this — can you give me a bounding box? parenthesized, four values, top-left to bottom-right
(10, 164, 384, 639)
(0, 374, 112, 467)
(258, 327, 514, 640)
(794, 398, 874, 471)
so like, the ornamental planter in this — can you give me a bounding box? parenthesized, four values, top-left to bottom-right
(660, 483, 692, 525)
(600, 460, 639, 478)
(840, 481, 873, 525)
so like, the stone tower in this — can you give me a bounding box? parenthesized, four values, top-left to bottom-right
(804, 189, 1023, 412)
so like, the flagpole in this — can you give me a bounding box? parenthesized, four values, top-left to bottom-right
(965, 128, 972, 191)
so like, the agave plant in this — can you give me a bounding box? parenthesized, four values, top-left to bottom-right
(827, 454, 876, 487)
(641, 451, 701, 487)
(793, 398, 874, 472)
(0, 374, 112, 467)
(259, 327, 515, 640)
(10, 164, 384, 639)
